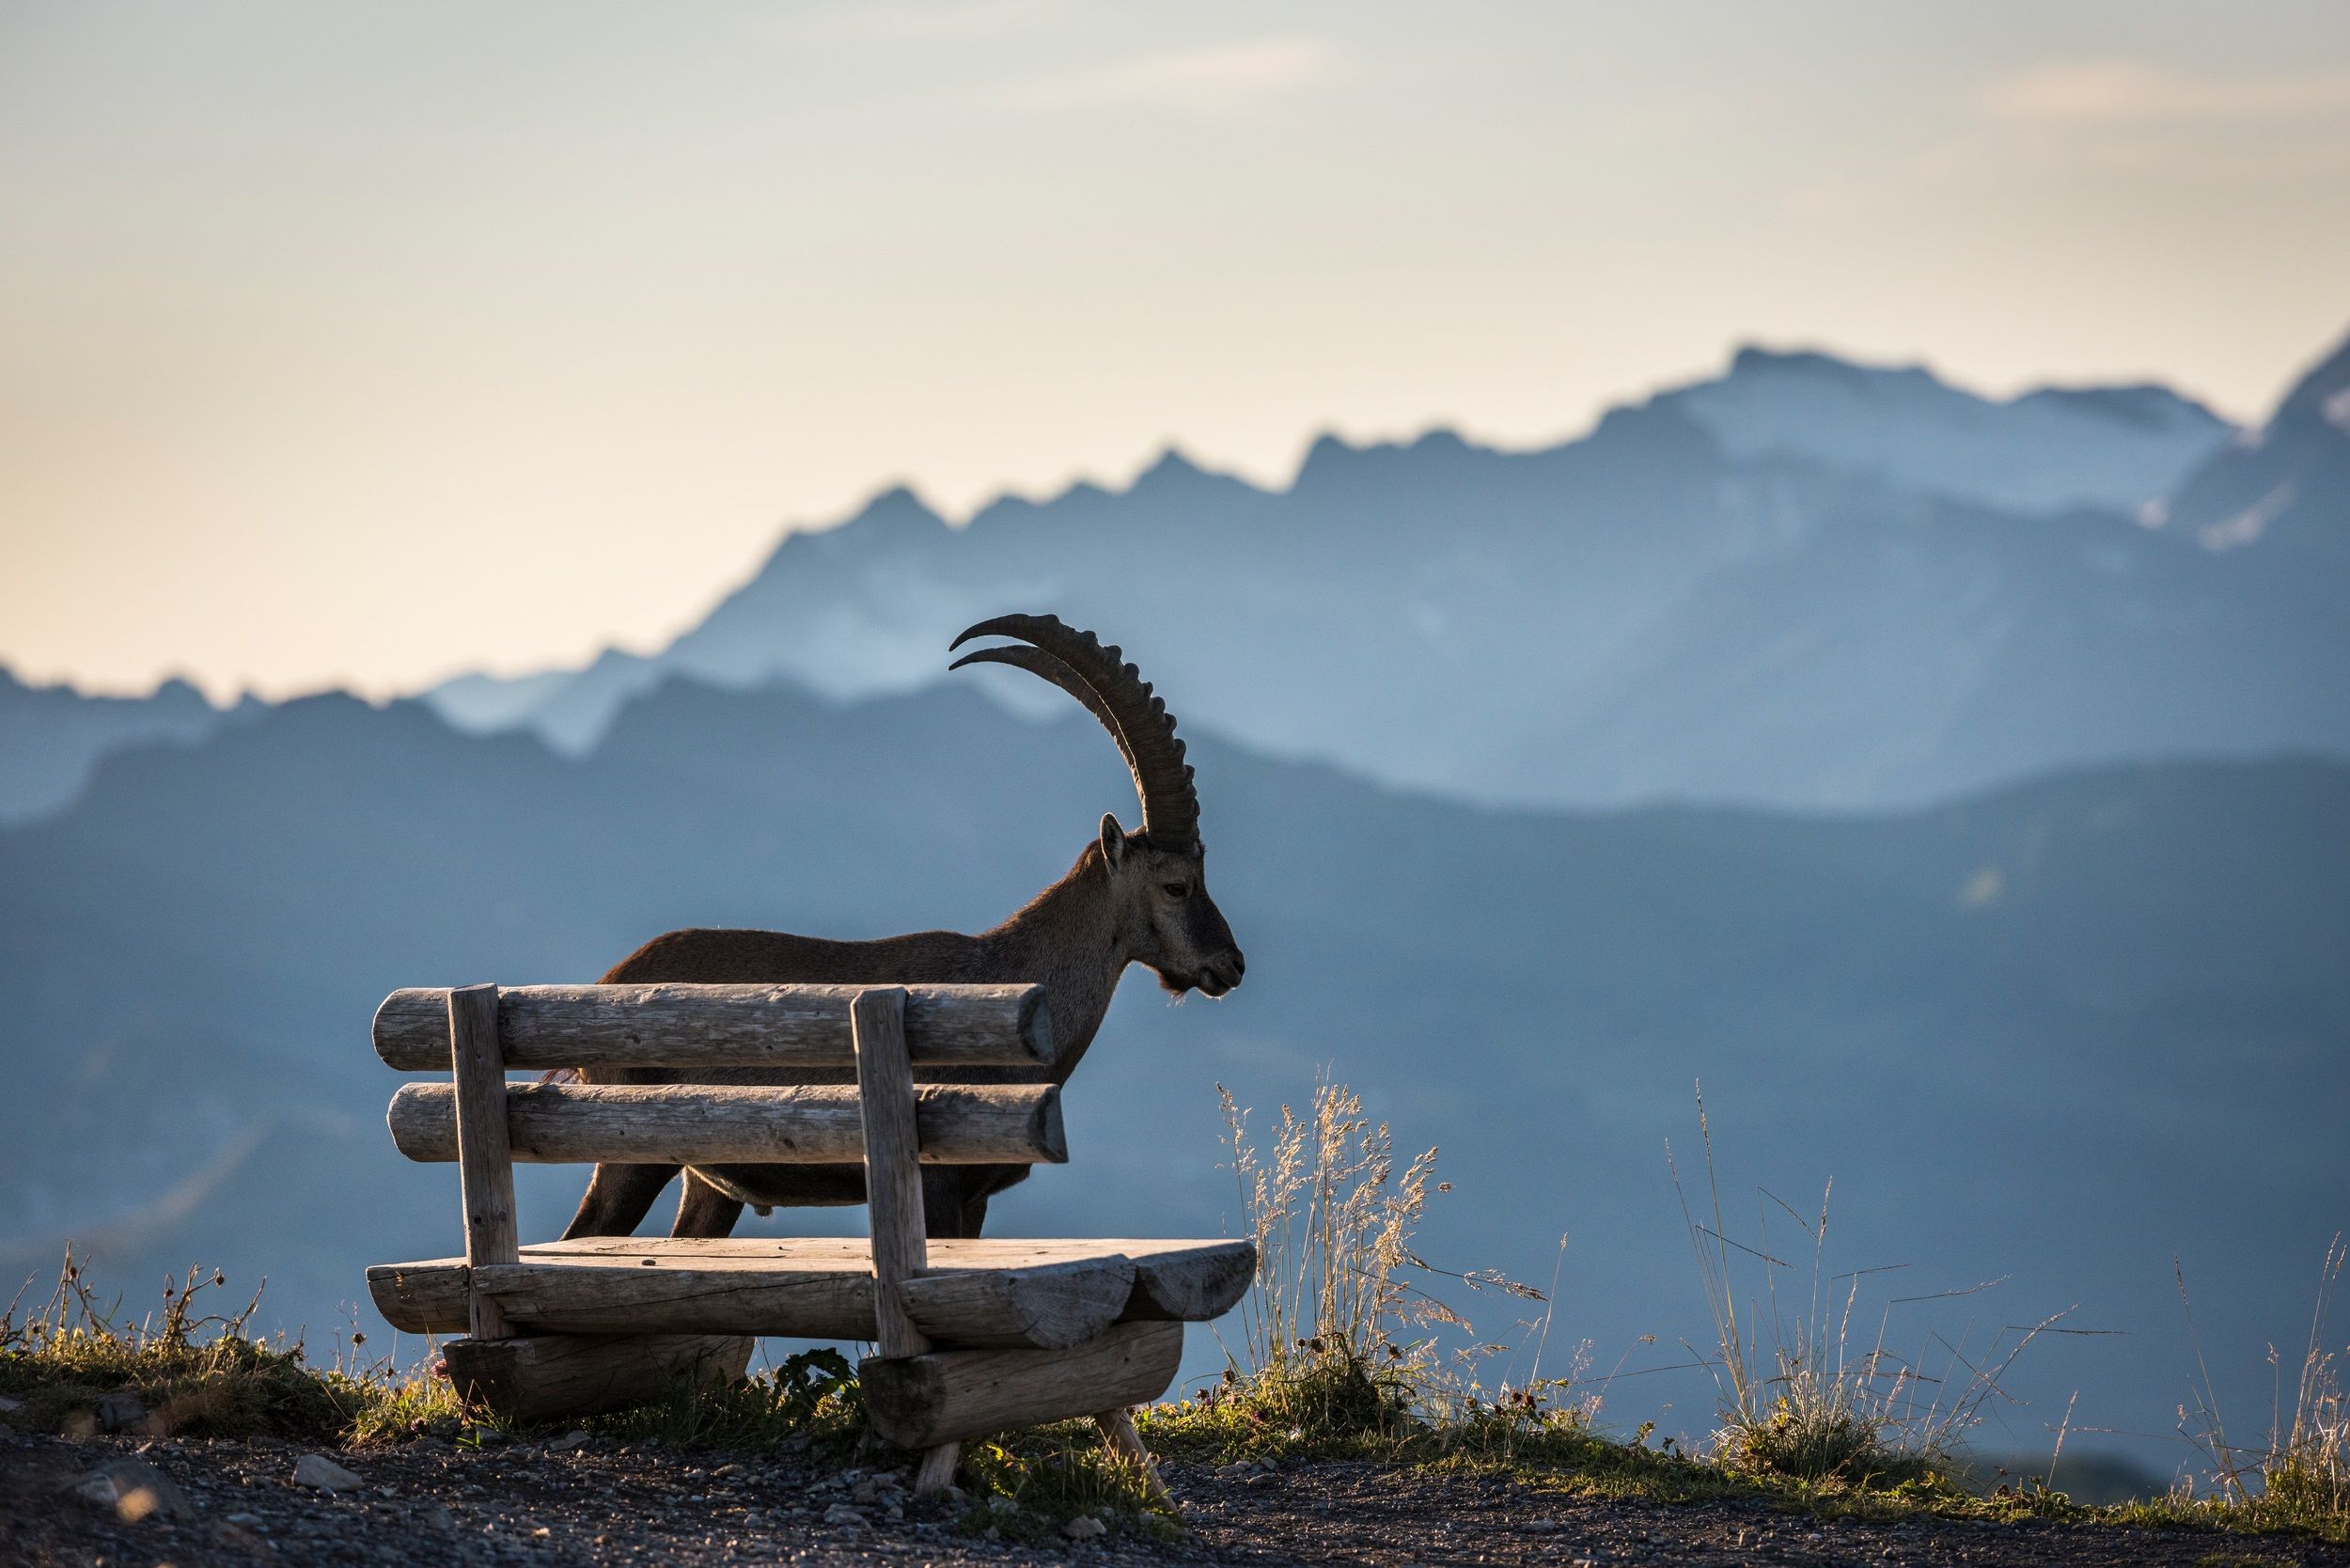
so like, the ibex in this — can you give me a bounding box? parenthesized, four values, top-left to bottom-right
(558, 615, 1245, 1244)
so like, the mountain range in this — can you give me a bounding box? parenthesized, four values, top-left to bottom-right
(16, 333, 2346, 825)
(397, 334, 2346, 812)
(0, 670, 258, 826)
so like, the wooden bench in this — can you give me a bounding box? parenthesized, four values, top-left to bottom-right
(366, 981, 1252, 1489)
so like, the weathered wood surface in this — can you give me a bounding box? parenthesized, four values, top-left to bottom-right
(1079, 1237, 1256, 1322)
(1094, 1407, 1169, 1501)
(440, 1333, 751, 1422)
(914, 1443, 962, 1496)
(897, 1258, 1136, 1351)
(369, 1250, 1136, 1348)
(447, 985, 517, 1341)
(852, 989, 962, 1494)
(375, 983, 1052, 1072)
(386, 1081, 1066, 1166)
(860, 1321, 1183, 1450)
(368, 1237, 1248, 1337)
(854, 989, 931, 1361)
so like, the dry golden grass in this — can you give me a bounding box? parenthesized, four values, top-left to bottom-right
(1670, 1086, 2072, 1487)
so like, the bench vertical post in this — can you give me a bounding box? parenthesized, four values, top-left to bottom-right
(853, 986, 959, 1491)
(449, 983, 518, 1341)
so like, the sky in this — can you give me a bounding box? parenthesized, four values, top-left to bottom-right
(4, 0, 2348, 700)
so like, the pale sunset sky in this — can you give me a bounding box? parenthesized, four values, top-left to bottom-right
(4, 0, 2347, 698)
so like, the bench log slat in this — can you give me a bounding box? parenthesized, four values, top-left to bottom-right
(860, 1321, 1185, 1450)
(374, 983, 1052, 1072)
(386, 1081, 1065, 1167)
(509, 1235, 1256, 1324)
(368, 1237, 1250, 1343)
(441, 1332, 753, 1423)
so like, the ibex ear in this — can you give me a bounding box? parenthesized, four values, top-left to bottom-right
(1099, 813, 1128, 869)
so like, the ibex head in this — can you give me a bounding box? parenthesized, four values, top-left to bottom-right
(952, 615, 1246, 999)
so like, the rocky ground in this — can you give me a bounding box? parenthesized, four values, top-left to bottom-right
(7, 1423, 2347, 1568)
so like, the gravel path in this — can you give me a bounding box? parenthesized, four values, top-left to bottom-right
(8, 1425, 2346, 1568)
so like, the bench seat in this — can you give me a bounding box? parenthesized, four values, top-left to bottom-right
(369, 1235, 1252, 1351)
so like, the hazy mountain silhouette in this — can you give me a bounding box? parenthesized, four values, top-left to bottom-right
(1657, 345, 2229, 513)
(0, 669, 255, 825)
(2159, 329, 2350, 569)
(417, 336, 2344, 810)
(11, 337, 2323, 824)
(5, 678, 2342, 1472)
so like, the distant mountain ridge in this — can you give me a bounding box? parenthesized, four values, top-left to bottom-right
(1655, 345, 2230, 514)
(7, 331, 2340, 823)
(0, 668, 258, 825)
(2160, 331, 2350, 564)
(418, 331, 2343, 811)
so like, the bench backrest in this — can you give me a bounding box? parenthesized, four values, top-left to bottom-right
(374, 982, 1065, 1169)
(375, 982, 1061, 1342)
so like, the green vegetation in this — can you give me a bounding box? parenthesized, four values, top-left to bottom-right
(0, 1248, 408, 1443)
(955, 1426, 1179, 1543)
(6, 1088, 2342, 1548)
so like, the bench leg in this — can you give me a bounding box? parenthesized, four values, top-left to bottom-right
(914, 1442, 961, 1497)
(1093, 1407, 1169, 1504)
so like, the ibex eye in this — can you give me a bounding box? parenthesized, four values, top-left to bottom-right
(1162, 882, 1190, 899)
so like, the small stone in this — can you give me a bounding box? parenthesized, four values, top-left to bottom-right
(986, 1495, 1019, 1515)
(0, 1393, 24, 1412)
(822, 1502, 865, 1527)
(1526, 1518, 1562, 1533)
(1062, 1514, 1108, 1540)
(71, 1458, 193, 1522)
(95, 1389, 149, 1433)
(291, 1453, 364, 1492)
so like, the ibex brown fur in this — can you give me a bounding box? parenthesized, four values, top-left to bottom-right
(558, 616, 1244, 1244)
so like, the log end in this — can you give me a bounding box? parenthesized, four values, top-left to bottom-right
(366, 1262, 464, 1334)
(385, 1083, 458, 1162)
(373, 988, 452, 1070)
(1033, 1085, 1068, 1165)
(1012, 985, 1055, 1069)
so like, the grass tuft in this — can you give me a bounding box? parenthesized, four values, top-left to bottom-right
(956, 1422, 1179, 1543)
(0, 1247, 410, 1442)
(1671, 1086, 2064, 1487)
(2173, 1235, 2350, 1539)
(587, 1346, 865, 1455)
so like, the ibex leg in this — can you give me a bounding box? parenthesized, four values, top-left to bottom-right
(558, 1161, 677, 1240)
(671, 1170, 746, 1239)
